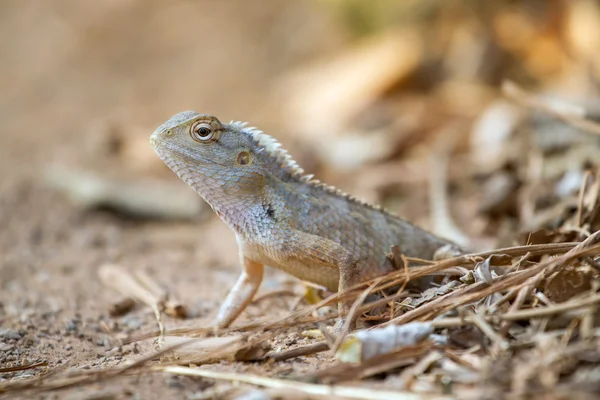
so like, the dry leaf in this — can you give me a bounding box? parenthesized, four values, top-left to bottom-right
(336, 322, 434, 362)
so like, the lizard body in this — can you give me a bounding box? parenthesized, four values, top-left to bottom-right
(150, 111, 457, 328)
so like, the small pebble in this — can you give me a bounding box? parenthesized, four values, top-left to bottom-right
(65, 321, 77, 332)
(166, 375, 184, 389)
(0, 343, 14, 352)
(123, 317, 142, 330)
(0, 329, 22, 341)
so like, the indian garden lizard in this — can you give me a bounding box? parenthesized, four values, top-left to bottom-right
(150, 111, 460, 328)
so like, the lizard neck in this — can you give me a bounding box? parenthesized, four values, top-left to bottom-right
(202, 190, 267, 236)
(168, 159, 269, 236)
(152, 135, 279, 237)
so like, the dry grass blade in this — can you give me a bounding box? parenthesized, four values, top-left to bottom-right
(502, 80, 600, 136)
(158, 365, 455, 400)
(331, 277, 383, 354)
(98, 264, 165, 338)
(428, 123, 470, 247)
(161, 335, 244, 360)
(576, 170, 593, 227)
(0, 361, 48, 373)
(265, 341, 330, 362)
(470, 312, 509, 352)
(134, 269, 187, 318)
(98, 264, 161, 308)
(397, 350, 443, 390)
(500, 292, 600, 321)
(492, 271, 541, 354)
(383, 281, 488, 327)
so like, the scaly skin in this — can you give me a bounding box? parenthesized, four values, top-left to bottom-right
(150, 111, 457, 328)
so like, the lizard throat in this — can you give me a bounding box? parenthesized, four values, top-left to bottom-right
(152, 143, 264, 235)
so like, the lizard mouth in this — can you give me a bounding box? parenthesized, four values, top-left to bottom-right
(150, 137, 226, 167)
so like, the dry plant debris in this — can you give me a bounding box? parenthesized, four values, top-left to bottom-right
(3, 236, 599, 397)
(98, 264, 188, 325)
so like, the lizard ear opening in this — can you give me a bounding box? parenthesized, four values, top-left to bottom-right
(236, 151, 252, 165)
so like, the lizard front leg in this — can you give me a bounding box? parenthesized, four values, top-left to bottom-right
(214, 254, 264, 329)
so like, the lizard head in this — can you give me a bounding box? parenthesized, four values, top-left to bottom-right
(150, 111, 284, 217)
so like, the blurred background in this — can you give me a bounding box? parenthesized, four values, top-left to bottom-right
(1, 0, 600, 395)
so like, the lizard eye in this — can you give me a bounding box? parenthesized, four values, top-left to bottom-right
(191, 122, 214, 141)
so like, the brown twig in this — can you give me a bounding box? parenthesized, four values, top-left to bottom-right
(0, 361, 48, 373)
(265, 341, 329, 362)
(503, 80, 600, 136)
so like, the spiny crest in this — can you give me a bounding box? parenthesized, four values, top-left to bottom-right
(228, 121, 382, 211)
(229, 120, 303, 176)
